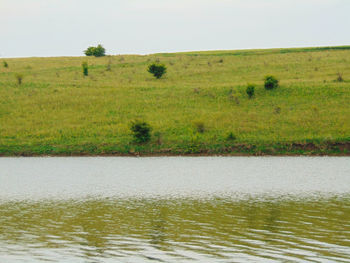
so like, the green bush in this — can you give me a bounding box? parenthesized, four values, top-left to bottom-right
(82, 62, 88, 76)
(94, 44, 106, 57)
(84, 44, 106, 57)
(15, 73, 23, 85)
(246, 84, 255, 98)
(148, 63, 166, 79)
(264, 75, 279, 90)
(3, 61, 8, 68)
(84, 47, 95, 56)
(130, 120, 152, 143)
(226, 132, 236, 141)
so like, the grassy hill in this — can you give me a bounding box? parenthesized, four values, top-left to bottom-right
(0, 46, 349, 156)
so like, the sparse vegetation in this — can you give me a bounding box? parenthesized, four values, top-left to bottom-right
(274, 107, 281, 114)
(84, 44, 106, 57)
(194, 121, 206, 133)
(246, 84, 255, 98)
(82, 62, 88, 76)
(106, 59, 112, 71)
(337, 73, 344, 82)
(226, 132, 237, 141)
(154, 131, 162, 145)
(193, 88, 200, 94)
(130, 120, 152, 143)
(0, 46, 349, 156)
(264, 75, 279, 90)
(15, 73, 23, 85)
(148, 63, 166, 79)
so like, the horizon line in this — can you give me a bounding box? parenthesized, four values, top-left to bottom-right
(2, 44, 350, 59)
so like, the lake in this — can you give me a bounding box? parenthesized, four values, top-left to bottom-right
(0, 157, 349, 262)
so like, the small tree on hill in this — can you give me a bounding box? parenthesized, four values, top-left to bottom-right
(264, 75, 279, 90)
(148, 63, 166, 79)
(130, 120, 152, 143)
(93, 44, 106, 57)
(84, 47, 95, 56)
(84, 44, 106, 57)
(246, 84, 255, 98)
(82, 62, 88, 76)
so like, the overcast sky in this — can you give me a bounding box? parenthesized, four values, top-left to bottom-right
(1, 0, 349, 57)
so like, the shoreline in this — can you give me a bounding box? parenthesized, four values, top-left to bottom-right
(1, 154, 349, 157)
(1, 142, 349, 157)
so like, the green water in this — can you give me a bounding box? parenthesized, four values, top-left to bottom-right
(0, 157, 349, 262)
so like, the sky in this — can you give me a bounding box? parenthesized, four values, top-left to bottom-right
(1, 0, 349, 57)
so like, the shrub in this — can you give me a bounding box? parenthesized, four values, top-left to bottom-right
(130, 120, 152, 143)
(227, 88, 240, 105)
(193, 121, 205, 133)
(226, 132, 236, 141)
(84, 44, 106, 57)
(246, 84, 255, 98)
(93, 44, 106, 57)
(15, 73, 23, 85)
(3, 61, 8, 68)
(337, 73, 344, 82)
(264, 75, 279, 90)
(148, 63, 166, 79)
(84, 47, 95, 56)
(82, 62, 88, 76)
(274, 106, 281, 114)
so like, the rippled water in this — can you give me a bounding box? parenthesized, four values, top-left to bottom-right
(0, 157, 349, 262)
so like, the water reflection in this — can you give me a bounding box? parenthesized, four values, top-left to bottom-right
(1, 195, 349, 262)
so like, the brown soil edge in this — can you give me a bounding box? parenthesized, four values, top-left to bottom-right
(0, 142, 349, 157)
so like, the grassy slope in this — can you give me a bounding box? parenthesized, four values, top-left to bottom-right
(0, 46, 349, 156)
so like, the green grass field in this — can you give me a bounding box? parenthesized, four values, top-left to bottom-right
(0, 46, 349, 156)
